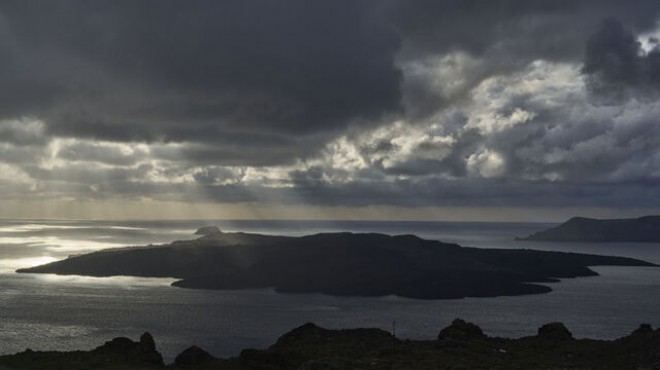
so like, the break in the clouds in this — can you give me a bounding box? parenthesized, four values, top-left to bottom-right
(2, 0, 660, 219)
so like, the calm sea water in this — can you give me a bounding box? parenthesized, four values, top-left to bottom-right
(1, 219, 659, 362)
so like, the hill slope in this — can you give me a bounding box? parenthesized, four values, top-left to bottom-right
(518, 215, 660, 242)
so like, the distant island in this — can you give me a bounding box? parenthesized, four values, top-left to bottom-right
(517, 215, 660, 242)
(2, 320, 660, 369)
(18, 227, 655, 299)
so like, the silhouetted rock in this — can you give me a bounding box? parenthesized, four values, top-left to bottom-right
(272, 322, 392, 353)
(632, 323, 654, 335)
(235, 322, 660, 370)
(140, 332, 156, 352)
(194, 226, 222, 236)
(101, 336, 133, 350)
(3, 324, 660, 369)
(94, 333, 164, 366)
(17, 229, 656, 300)
(537, 322, 573, 340)
(518, 215, 660, 242)
(174, 345, 215, 368)
(438, 319, 486, 341)
(0, 333, 164, 369)
(275, 323, 327, 345)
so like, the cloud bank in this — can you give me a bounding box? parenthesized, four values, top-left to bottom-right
(2, 1, 660, 219)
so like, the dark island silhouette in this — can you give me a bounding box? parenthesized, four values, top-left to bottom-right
(17, 227, 656, 299)
(2, 321, 660, 369)
(517, 215, 660, 242)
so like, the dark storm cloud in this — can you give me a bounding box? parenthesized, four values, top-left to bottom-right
(4, 0, 657, 151)
(394, 0, 660, 61)
(3, 0, 660, 214)
(393, 0, 660, 120)
(584, 19, 642, 87)
(0, 0, 401, 150)
(583, 18, 660, 99)
(2, 0, 657, 150)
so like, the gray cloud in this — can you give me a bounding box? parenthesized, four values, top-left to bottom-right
(0, 119, 47, 146)
(393, 1, 660, 122)
(56, 142, 146, 166)
(148, 133, 321, 167)
(0, 144, 46, 165)
(5, 1, 658, 153)
(2, 1, 660, 216)
(394, 0, 660, 61)
(583, 18, 660, 101)
(335, 58, 660, 190)
(0, 0, 401, 156)
(21, 162, 153, 187)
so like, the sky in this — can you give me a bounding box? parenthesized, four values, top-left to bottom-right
(2, 1, 660, 222)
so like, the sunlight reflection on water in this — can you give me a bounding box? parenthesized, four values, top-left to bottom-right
(0, 219, 659, 362)
(31, 273, 177, 287)
(1, 265, 658, 362)
(0, 256, 59, 272)
(0, 235, 125, 252)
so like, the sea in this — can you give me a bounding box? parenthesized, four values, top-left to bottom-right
(1, 219, 659, 362)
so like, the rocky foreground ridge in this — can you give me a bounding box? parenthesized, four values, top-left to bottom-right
(17, 227, 656, 299)
(1, 320, 660, 370)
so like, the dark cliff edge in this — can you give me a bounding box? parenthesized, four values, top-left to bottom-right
(517, 215, 660, 242)
(17, 227, 656, 300)
(0, 332, 164, 370)
(2, 321, 660, 370)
